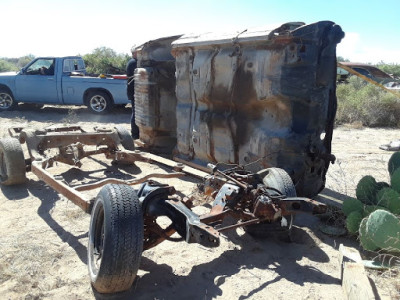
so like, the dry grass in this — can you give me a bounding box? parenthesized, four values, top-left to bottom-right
(369, 256, 400, 299)
(0, 235, 68, 295)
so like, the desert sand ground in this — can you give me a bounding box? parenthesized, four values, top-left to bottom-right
(0, 105, 399, 299)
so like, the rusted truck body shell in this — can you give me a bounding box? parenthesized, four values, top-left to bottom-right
(134, 35, 182, 152)
(135, 21, 344, 197)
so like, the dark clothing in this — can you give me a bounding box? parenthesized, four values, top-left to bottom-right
(126, 58, 137, 100)
(126, 58, 139, 139)
(47, 62, 55, 75)
(126, 58, 137, 75)
(130, 99, 139, 139)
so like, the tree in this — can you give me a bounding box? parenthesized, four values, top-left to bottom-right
(376, 61, 400, 78)
(337, 56, 350, 62)
(17, 55, 35, 69)
(0, 59, 18, 72)
(82, 47, 130, 75)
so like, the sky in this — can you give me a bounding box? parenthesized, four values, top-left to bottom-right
(2, 0, 400, 64)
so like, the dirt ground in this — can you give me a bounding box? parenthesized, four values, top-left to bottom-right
(0, 105, 399, 300)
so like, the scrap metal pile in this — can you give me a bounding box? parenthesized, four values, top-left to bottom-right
(0, 20, 344, 295)
(1, 125, 326, 293)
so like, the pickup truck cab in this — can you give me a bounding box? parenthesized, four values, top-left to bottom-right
(0, 56, 129, 113)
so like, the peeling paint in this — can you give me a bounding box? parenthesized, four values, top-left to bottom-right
(135, 21, 344, 197)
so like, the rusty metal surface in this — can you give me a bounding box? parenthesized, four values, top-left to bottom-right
(75, 172, 185, 191)
(143, 219, 177, 251)
(198, 166, 329, 233)
(134, 35, 182, 153)
(7, 124, 328, 254)
(170, 21, 344, 198)
(19, 126, 122, 163)
(280, 196, 327, 215)
(31, 161, 92, 212)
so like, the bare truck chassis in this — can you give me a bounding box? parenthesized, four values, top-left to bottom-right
(0, 125, 327, 294)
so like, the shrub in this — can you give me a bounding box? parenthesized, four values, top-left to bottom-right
(82, 47, 130, 75)
(0, 59, 18, 72)
(336, 76, 400, 127)
(376, 62, 400, 78)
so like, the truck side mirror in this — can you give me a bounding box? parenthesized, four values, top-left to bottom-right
(19, 67, 26, 75)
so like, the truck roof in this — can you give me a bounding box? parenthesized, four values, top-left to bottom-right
(35, 56, 83, 59)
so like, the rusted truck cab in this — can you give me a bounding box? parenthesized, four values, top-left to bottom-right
(135, 21, 344, 198)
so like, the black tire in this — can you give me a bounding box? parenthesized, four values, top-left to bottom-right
(244, 168, 296, 239)
(0, 89, 17, 112)
(86, 91, 113, 114)
(0, 138, 26, 185)
(115, 125, 135, 150)
(88, 184, 143, 294)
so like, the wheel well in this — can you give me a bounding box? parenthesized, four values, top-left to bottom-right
(0, 84, 14, 98)
(83, 88, 114, 106)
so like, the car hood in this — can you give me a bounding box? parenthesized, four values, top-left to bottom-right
(0, 71, 18, 76)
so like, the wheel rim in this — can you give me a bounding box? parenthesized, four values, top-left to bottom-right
(92, 204, 105, 274)
(89, 95, 107, 112)
(0, 93, 13, 109)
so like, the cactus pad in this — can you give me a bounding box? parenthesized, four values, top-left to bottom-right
(366, 209, 400, 253)
(356, 175, 378, 204)
(343, 197, 363, 216)
(376, 187, 400, 214)
(359, 218, 378, 251)
(346, 211, 363, 234)
(388, 151, 400, 176)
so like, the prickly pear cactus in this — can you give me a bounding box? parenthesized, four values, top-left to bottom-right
(366, 209, 400, 253)
(376, 187, 400, 214)
(343, 197, 363, 216)
(340, 153, 400, 253)
(388, 151, 400, 176)
(356, 175, 378, 205)
(376, 181, 390, 191)
(346, 211, 363, 234)
(363, 205, 388, 217)
(391, 168, 400, 194)
(359, 218, 378, 251)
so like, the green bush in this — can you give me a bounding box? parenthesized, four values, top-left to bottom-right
(376, 62, 400, 78)
(0, 59, 18, 72)
(0, 49, 130, 75)
(82, 47, 130, 75)
(336, 76, 400, 127)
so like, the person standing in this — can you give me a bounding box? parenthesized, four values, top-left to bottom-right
(126, 47, 140, 139)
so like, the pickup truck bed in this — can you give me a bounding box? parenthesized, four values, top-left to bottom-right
(0, 56, 130, 113)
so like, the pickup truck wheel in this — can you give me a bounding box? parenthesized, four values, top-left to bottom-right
(88, 184, 143, 294)
(244, 168, 296, 241)
(0, 90, 17, 111)
(115, 125, 135, 150)
(87, 91, 113, 114)
(0, 138, 27, 185)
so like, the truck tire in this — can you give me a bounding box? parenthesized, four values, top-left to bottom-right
(0, 89, 17, 112)
(0, 138, 27, 185)
(86, 91, 113, 114)
(115, 125, 135, 150)
(244, 168, 296, 240)
(88, 184, 143, 294)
